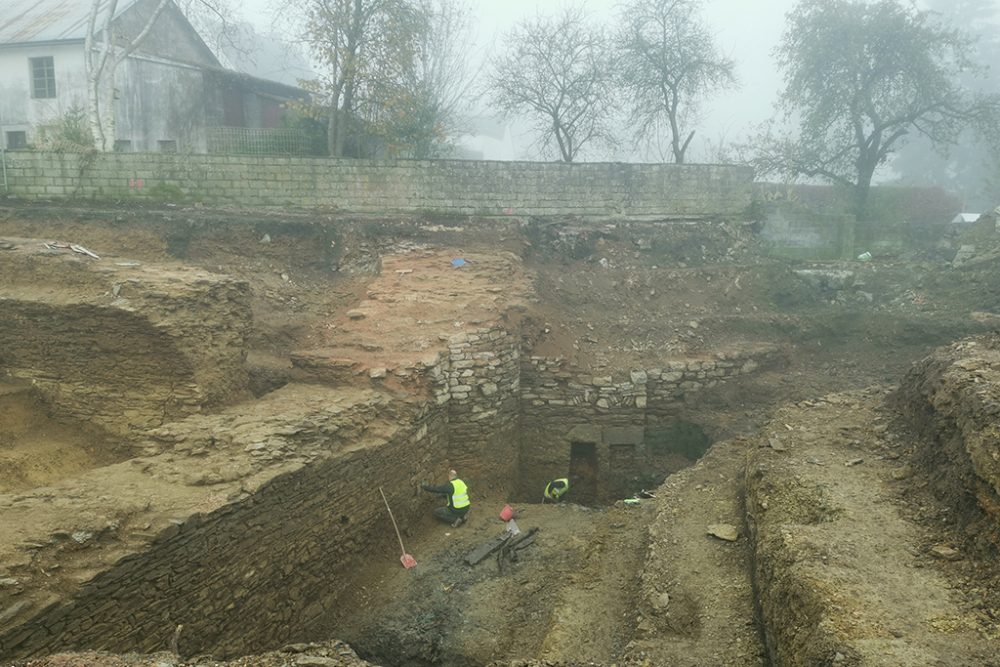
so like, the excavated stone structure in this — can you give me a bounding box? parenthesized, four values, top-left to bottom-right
(0, 229, 786, 660)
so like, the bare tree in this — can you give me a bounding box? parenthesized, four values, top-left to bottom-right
(293, 0, 475, 158)
(401, 0, 477, 157)
(754, 0, 999, 219)
(616, 0, 736, 163)
(486, 6, 615, 162)
(891, 0, 1000, 210)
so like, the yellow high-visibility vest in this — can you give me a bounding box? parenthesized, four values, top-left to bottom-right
(451, 479, 470, 509)
(545, 478, 570, 499)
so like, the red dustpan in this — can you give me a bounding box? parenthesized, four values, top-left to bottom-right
(379, 487, 417, 569)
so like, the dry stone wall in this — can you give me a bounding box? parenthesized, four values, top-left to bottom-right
(2, 153, 752, 218)
(520, 345, 786, 500)
(0, 243, 251, 436)
(0, 386, 450, 660)
(433, 326, 522, 495)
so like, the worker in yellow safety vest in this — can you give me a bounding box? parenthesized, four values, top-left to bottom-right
(421, 468, 470, 527)
(542, 477, 570, 503)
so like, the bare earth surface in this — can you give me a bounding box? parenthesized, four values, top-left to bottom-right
(3, 204, 1000, 665)
(747, 389, 1000, 666)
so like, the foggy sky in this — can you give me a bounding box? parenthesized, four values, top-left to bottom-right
(234, 0, 967, 162)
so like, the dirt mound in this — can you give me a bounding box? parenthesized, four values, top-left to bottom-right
(892, 333, 1000, 551)
(746, 388, 1000, 666)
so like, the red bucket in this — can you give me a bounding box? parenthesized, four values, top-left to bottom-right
(500, 504, 514, 522)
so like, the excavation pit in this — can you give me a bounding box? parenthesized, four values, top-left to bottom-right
(2, 203, 1000, 666)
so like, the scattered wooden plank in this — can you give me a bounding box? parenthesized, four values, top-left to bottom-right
(512, 532, 537, 551)
(496, 528, 540, 572)
(506, 528, 538, 551)
(464, 533, 511, 566)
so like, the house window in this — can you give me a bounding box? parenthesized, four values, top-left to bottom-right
(114, 140, 133, 153)
(29, 56, 56, 99)
(158, 140, 177, 153)
(5, 131, 27, 149)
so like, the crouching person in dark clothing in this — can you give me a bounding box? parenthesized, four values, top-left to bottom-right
(421, 468, 470, 527)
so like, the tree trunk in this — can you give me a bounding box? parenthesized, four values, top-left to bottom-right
(103, 79, 116, 151)
(84, 0, 169, 152)
(327, 107, 338, 157)
(86, 72, 105, 151)
(854, 157, 878, 220)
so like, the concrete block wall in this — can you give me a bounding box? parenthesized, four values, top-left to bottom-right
(1, 152, 753, 218)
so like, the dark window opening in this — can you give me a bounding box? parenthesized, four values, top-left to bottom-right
(114, 140, 133, 153)
(5, 131, 27, 150)
(158, 140, 177, 153)
(29, 56, 56, 99)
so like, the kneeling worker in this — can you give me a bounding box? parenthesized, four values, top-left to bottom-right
(421, 468, 470, 527)
(543, 477, 570, 503)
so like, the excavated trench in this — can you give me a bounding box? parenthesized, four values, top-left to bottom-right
(0, 382, 127, 494)
(2, 205, 1000, 666)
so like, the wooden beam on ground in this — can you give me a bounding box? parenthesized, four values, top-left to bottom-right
(464, 533, 511, 566)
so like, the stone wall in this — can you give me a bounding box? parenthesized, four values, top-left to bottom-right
(761, 206, 856, 261)
(0, 243, 251, 436)
(435, 326, 522, 497)
(0, 386, 450, 659)
(519, 346, 786, 501)
(1, 152, 753, 218)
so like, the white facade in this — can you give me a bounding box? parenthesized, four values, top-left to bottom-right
(0, 0, 306, 154)
(0, 43, 87, 148)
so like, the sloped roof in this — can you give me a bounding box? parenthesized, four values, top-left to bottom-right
(0, 0, 139, 45)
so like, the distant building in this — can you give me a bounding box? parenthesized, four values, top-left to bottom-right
(951, 213, 981, 224)
(454, 114, 519, 160)
(0, 0, 309, 153)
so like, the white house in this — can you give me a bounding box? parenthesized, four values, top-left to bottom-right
(0, 0, 308, 153)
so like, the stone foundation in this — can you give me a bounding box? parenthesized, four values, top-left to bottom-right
(520, 345, 786, 501)
(0, 239, 251, 436)
(0, 385, 449, 659)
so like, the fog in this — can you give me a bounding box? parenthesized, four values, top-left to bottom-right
(235, 0, 797, 161)
(232, 0, 998, 196)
